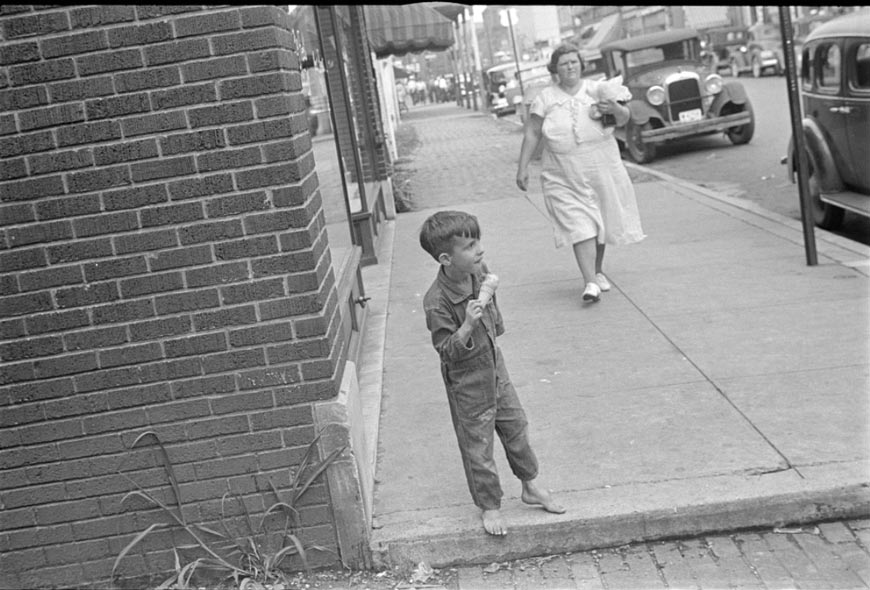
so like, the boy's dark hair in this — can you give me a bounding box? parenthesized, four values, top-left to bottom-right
(548, 43, 584, 74)
(419, 210, 481, 261)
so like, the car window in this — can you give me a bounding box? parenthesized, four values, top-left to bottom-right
(625, 47, 665, 68)
(624, 41, 692, 70)
(853, 43, 870, 90)
(818, 43, 841, 90)
(800, 45, 813, 91)
(583, 58, 606, 78)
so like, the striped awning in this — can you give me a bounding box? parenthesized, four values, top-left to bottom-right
(364, 4, 455, 58)
(289, 5, 455, 60)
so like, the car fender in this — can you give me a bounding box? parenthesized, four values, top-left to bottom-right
(627, 100, 662, 126)
(710, 82, 749, 114)
(785, 118, 844, 191)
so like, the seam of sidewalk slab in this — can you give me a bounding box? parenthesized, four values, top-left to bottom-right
(502, 113, 869, 272)
(623, 162, 870, 270)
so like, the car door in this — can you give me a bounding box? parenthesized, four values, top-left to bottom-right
(812, 40, 857, 186)
(845, 38, 870, 192)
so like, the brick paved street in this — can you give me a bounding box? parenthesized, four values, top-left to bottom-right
(294, 519, 870, 589)
(446, 519, 870, 589)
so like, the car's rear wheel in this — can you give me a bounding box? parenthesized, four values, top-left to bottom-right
(804, 148, 845, 230)
(725, 101, 754, 145)
(626, 121, 656, 164)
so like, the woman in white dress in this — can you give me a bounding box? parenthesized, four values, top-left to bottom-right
(516, 43, 645, 303)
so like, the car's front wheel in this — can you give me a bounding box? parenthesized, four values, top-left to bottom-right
(725, 101, 754, 145)
(803, 147, 845, 230)
(626, 121, 656, 164)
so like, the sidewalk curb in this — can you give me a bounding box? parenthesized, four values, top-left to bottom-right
(503, 113, 869, 272)
(621, 160, 870, 272)
(370, 478, 870, 569)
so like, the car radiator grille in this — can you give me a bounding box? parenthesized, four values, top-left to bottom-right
(667, 78, 703, 121)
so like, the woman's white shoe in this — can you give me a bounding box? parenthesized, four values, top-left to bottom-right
(596, 273, 611, 291)
(582, 282, 601, 302)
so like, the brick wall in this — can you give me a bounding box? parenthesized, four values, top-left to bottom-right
(0, 5, 347, 588)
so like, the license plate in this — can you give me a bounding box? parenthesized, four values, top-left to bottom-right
(679, 108, 702, 122)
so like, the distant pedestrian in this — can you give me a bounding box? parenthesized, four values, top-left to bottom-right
(419, 210, 565, 536)
(516, 43, 645, 303)
(396, 81, 409, 113)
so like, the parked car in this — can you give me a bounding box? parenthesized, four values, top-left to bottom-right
(599, 28, 755, 164)
(484, 60, 546, 117)
(700, 25, 750, 75)
(782, 8, 870, 230)
(730, 22, 785, 77)
(507, 60, 551, 122)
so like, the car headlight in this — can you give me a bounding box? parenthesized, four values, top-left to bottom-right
(704, 74, 723, 95)
(646, 86, 665, 106)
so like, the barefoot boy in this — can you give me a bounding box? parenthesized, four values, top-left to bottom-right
(419, 210, 565, 536)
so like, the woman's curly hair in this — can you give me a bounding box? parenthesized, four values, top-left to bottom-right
(548, 43, 585, 75)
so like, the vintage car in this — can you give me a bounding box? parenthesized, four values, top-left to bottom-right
(730, 22, 785, 77)
(782, 8, 870, 230)
(700, 25, 750, 75)
(599, 28, 755, 164)
(508, 60, 552, 122)
(484, 62, 519, 116)
(484, 59, 548, 117)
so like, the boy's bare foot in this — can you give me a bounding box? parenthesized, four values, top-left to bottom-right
(521, 481, 566, 514)
(482, 509, 507, 536)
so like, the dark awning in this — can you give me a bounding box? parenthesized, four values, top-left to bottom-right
(364, 4, 455, 58)
(289, 5, 455, 61)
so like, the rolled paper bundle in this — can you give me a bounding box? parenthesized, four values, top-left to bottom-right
(477, 273, 499, 307)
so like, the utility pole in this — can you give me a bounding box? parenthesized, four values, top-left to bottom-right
(482, 9, 494, 68)
(452, 21, 463, 106)
(460, 9, 477, 110)
(778, 6, 817, 265)
(469, 6, 486, 112)
(505, 7, 524, 98)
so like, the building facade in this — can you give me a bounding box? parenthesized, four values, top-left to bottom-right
(0, 5, 388, 587)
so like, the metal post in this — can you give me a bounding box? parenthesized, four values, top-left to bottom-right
(456, 13, 471, 109)
(462, 9, 478, 111)
(506, 8, 524, 98)
(453, 21, 463, 106)
(778, 6, 817, 266)
(469, 6, 486, 112)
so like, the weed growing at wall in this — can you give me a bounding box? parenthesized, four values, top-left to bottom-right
(112, 431, 345, 589)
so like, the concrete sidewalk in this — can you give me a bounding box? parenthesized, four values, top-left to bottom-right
(360, 104, 870, 570)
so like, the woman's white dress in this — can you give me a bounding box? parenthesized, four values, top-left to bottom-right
(530, 80, 646, 248)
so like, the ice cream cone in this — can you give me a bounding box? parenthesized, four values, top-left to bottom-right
(478, 273, 499, 307)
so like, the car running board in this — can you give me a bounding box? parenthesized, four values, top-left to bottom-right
(821, 190, 870, 217)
